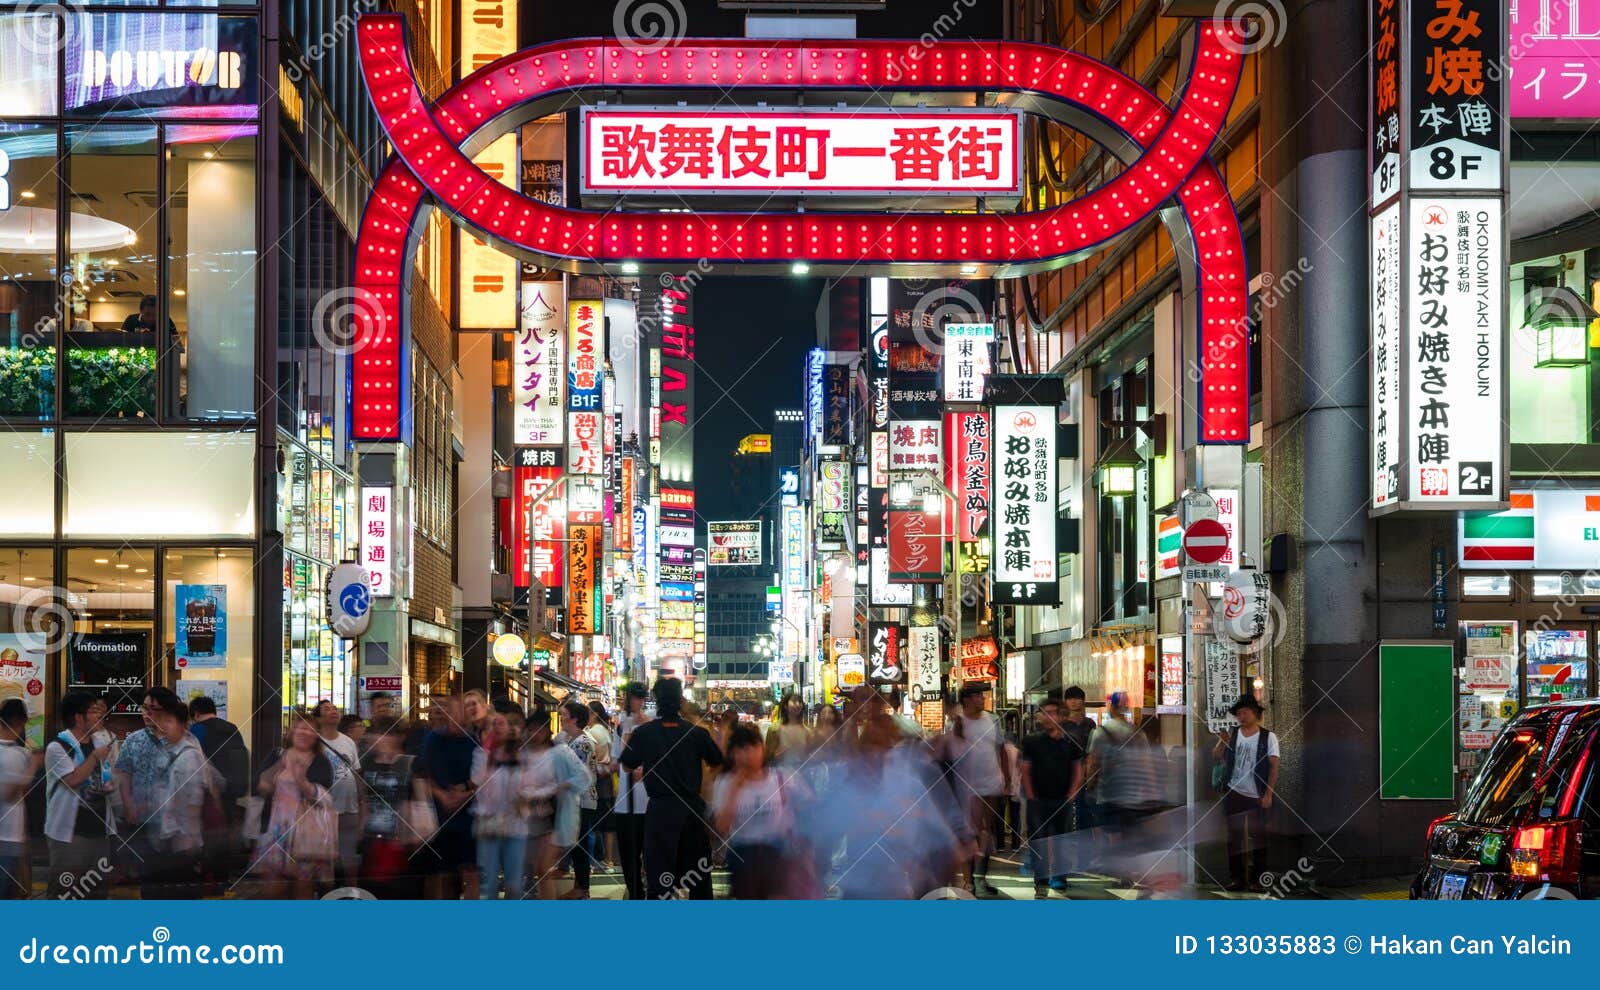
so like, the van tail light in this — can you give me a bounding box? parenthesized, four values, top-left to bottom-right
(1426, 814, 1454, 847)
(1510, 821, 1580, 883)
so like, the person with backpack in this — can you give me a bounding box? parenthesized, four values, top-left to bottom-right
(44, 692, 116, 898)
(1211, 694, 1280, 892)
(188, 694, 247, 885)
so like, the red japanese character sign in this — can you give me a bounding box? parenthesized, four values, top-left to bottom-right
(583, 109, 1021, 197)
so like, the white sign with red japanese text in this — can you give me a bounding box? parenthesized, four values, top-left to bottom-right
(1402, 198, 1503, 505)
(581, 108, 1022, 197)
(889, 420, 942, 472)
(567, 410, 605, 475)
(515, 281, 565, 446)
(992, 406, 1058, 605)
(360, 486, 393, 597)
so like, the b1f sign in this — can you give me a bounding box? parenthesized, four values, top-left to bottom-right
(582, 108, 1022, 198)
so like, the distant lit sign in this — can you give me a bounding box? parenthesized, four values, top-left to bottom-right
(516, 282, 566, 445)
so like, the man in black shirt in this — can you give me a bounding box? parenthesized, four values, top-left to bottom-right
(619, 678, 722, 899)
(1021, 697, 1086, 897)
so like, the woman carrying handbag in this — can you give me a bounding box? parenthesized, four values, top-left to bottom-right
(251, 713, 337, 899)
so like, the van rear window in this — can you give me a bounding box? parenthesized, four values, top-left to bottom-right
(1457, 708, 1597, 827)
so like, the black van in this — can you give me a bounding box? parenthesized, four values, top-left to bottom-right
(1413, 701, 1600, 900)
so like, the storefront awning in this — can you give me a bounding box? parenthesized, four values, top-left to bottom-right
(532, 666, 600, 698)
(410, 617, 459, 647)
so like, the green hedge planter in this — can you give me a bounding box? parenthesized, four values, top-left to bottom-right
(0, 346, 157, 419)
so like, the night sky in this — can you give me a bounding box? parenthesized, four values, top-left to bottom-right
(691, 276, 823, 522)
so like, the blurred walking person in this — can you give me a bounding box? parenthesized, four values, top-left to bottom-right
(557, 701, 602, 899)
(1086, 692, 1162, 884)
(113, 686, 181, 887)
(0, 699, 40, 899)
(420, 695, 479, 899)
(612, 683, 650, 899)
(473, 711, 533, 899)
(1020, 697, 1085, 897)
(313, 700, 362, 886)
(584, 700, 616, 871)
(188, 694, 247, 889)
(45, 692, 115, 899)
(712, 724, 794, 898)
(620, 678, 723, 899)
(148, 698, 213, 898)
(358, 719, 428, 899)
(942, 683, 1010, 895)
(252, 714, 336, 899)
(524, 712, 591, 898)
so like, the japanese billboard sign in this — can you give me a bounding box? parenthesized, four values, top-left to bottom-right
(889, 419, 942, 472)
(1408, 0, 1502, 192)
(567, 298, 604, 411)
(657, 280, 695, 483)
(566, 524, 601, 635)
(708, 521, 763, 566)
(822, 361, 852, 446)
(907, 624, 942, 703)
(947, 411, 991, 546)
(888, 507, 943, 583)
(581, 109, 1022, 197)
(360, 486, 393, 597)
(992, 406, 1059, 605)
(513, 462, 564, 593)
(868, 621, 906, 685)
(1369, 0, 1506, 513)
(1402, 198, 1504, 505)
(783, 505, 807, 588)
(515, 281, 566, 446)
(942, 323, 993, 402)
(817, 460, 849, 548)
(567, 410, 605, 476)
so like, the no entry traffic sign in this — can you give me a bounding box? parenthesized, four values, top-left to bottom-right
(1182, 518, 1230, 565)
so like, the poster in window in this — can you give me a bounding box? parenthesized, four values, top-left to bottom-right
(0, 634, 47, 746)
(174, 583, 227, 669)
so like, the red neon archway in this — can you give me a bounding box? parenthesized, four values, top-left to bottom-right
(349, 15, 1249, 443)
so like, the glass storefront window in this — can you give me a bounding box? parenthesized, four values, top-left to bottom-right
(0, 15, 60, 117)
(0, 430, 54, 536)
(1532, 572, 1600, 597)
(64, 124, 158, 420)
(63, 430, 255, 537)
(0, 547, 56, 746)
(1510, 252, 1597, 445)
(166, 125, 256, 420)
(1526, 628, 1592, 704)
(1, 122, 60, 420)
(66, 546, 156, 721)
(165, 547, 253, 742)
(1463, 574, 1513, 596)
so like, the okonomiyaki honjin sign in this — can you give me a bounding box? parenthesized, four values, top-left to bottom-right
(993, 405, 1058, 605)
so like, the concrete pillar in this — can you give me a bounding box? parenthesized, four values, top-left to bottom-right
(1259, 0, 1456, 883)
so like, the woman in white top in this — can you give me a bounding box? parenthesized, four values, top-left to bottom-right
(611, 683, 650, 899)
(472, 712, 534, 899)
(522, 714, 591, 899)
(940, 683, 1009, 896)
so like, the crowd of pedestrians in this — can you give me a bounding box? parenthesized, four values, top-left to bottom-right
(0, 679, 1279, 899)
